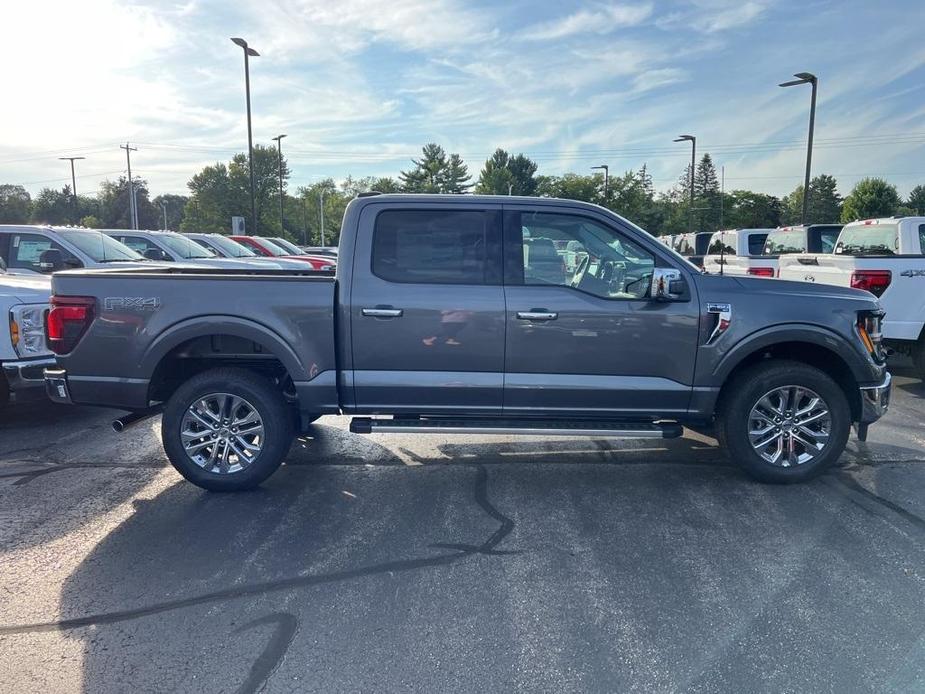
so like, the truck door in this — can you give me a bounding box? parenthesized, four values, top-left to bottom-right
(349, 203, 506, 413)
(502, 206, 700, 417)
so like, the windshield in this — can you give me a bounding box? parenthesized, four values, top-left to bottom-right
(268, 237, 304, 255)
(199, 235, 256, 257)
(764, 230, 806, 254)
(256, 238, 290, 257)
(708, 232, 736, 255)
(64, 231, 144, 262)
(835, 225, 899, 256)
(159, 234, 217, 259)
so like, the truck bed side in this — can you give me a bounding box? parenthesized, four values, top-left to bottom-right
(50, 268, 338, 413)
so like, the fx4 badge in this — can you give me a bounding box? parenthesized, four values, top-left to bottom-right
(900, 269, 925, 278)
(104, 297, 161, 312)
(804, 275, 816, 282)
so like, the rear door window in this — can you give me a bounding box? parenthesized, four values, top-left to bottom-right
(835, 225, 899, 255)
(372, 209, 500, 284)
(6, 234, 79, 272)
(747, 233, 768, 255)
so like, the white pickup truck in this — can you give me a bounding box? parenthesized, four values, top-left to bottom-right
(779, 217, 925, 375)
(0, 255, 53, 405)
(702, 229, 774, 277)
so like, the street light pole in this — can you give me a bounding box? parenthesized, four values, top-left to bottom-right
(160, 200, 168, 230)
(319, 188, 326, 247)
(674, 135, 696, 234)
(779, 72, 817, 225)
(58, 156, 85, 221)
(231, 37, 260, 235)
(591, 164, 609, 199)
(120, 143, 138, 229)
(271, 134, 287, 234)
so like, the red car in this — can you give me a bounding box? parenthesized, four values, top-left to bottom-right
(231, 236, 335, 271)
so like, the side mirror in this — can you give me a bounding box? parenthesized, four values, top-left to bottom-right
(144, 248, 168, 261)
(650, 268, 684, 301)
(38, 248, 65, 272)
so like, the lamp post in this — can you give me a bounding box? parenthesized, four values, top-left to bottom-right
(591, 164, 609, 199)
(231, 37, 260, 235)
(58, 156, 85, 221)
(160, 200, 168, 230)
(319, 188, 326, 247)
(779, 72, 817, 225)
(271, 134, 287, 234)
(673, 135, 696, 233)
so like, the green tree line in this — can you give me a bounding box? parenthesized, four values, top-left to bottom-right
(3, 142, 923, 247)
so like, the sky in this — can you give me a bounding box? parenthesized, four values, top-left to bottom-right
(2, 0, 924, 200)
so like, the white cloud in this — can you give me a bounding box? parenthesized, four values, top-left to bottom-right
(520, 3, 653, 41)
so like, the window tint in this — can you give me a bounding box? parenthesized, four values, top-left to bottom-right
(517, 212, 655, 300)
(708, 233, 735, 255)
(764, 230, 806, 254)
(6, 234, 79, 272)
(747, 233, 768, 255)
(373, 209, 493, 284)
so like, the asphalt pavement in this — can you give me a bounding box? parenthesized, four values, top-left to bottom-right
(1, 366, 923, 693)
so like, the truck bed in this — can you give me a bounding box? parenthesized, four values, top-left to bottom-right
(50, 267, 338, 410)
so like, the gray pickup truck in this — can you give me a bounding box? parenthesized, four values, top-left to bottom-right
(44, 194, 891, 490)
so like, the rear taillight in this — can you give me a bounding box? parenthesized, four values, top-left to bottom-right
(46, 296, 95, 355)
(747, 267, 775, 278)
(850, 270, 891, 297)
(857, 311, 886, 363)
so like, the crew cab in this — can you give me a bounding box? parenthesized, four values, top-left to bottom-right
(779, 217, 925, 376)
(44, 195, 891, 491)
(0, 255, 53, 405)
(672, 232, 712, 269)
(230, 235, 336, 271)
(763, 224, 843, 275)
(0, 225, 160, 275)
(702, 229, 773, 277)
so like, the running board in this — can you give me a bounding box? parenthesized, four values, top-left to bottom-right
(349, 417, 682, 438)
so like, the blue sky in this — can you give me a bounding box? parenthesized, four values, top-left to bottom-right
(2, 0, 924, 199)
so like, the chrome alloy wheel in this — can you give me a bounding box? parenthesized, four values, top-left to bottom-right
(748, 385, 831, 467)
(180, 393, 265, 474)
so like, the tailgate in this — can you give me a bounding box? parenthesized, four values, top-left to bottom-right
(778, 254, 853, 286)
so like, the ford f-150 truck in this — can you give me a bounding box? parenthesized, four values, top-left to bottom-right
(778, 217, 925, 376)
(1, 255, 53, 405)
(44, 195, 891, 490)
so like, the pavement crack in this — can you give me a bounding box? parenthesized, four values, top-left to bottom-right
(830, 472, 925, 532)
(0, 463, 518, 636)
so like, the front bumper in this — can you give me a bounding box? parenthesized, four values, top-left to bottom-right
(859, 371, 891, 424)
(2, 356, 57, 402)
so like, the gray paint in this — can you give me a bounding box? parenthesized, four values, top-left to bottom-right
(50, 194, 887, 427)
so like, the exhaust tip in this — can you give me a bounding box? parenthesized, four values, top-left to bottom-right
(112, 419, 126, 433)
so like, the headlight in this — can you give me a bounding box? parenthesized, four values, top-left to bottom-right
(857, 310, 886, 363)
(9, 304, 51, 358)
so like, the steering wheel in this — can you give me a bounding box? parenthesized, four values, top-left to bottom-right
(570, 254, 590, 288)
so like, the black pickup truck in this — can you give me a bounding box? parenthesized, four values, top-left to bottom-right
(44, 195, 891, 490)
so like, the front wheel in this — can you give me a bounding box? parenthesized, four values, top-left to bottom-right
(162, 367, 294, 491)
(717, 360, 850, 483)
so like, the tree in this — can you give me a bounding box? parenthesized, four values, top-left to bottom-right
(475, 149, 513, 195)
(694, 154, 720, 232)
(97, 177, 158, 229)
(536, 173, 600, 203)
(906, 184, 925, 215)
(399, 144, 471, 193)
(152, 194, 188, 230)
(0, 184, 31, 223)
(841, 178, 901, 222)
(782, 174, 842, 225)
(637, 163, 655, 198)
(723, 190, 782, 229)
(371, 177, 401, 193)
(30, 187, 73, 225)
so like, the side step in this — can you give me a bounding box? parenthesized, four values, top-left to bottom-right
(349, 417, 682, 439)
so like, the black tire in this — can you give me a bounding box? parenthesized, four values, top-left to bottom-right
(716, 360, 850, 483)
(162, 367, 294, 492)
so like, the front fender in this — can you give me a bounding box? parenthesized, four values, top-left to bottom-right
(708, 323, 879, 386)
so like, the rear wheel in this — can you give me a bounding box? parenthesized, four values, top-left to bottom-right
(162, 367, 294, 491)
(717, 360, 850, 483)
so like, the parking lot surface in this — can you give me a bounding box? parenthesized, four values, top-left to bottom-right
(1, 367, 923, 693)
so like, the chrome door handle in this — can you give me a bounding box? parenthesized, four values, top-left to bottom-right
(516, 311, 558, 321)
(362, 307, 403, 318)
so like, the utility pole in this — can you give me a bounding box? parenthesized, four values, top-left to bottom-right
(271, 134, 287, 234)
(591, 164, 609, 199)
(720, 165, 725, 229)
(674, 135, 696, 234)
(160, 200, 168, 230)
(231, 38, 260, 235)
(120, 143, 138, 229)
(779, 72, 817, 224)
(58, 156, 85, 222)
(319, 188, 326, 247)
